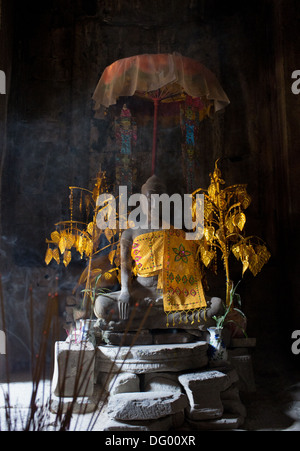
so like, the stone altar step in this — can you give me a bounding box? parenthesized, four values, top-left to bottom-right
(106, 391, 188, 421)
(95, 341, 208, 374)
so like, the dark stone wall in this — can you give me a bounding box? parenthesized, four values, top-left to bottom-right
(0, 0, 299, 370)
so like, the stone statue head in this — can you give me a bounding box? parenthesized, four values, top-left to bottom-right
(141, 175, 166, 197)
(140, 175, 167, 225)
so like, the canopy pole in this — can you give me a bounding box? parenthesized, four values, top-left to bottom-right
(151, 98, 159, 175)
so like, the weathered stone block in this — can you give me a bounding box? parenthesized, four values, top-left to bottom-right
(107, 391, 188, 421)
(144, 372, 182, 394)
(52, 341, 95, 397)
(95, 341, 208, 374)
(108, 372, 140, 395)
(178, 370, 227, 420)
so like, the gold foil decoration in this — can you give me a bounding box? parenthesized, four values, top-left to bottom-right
(45, 170, 112, 270)
(204, 226, 214, 243)
(51, 231, 60, 244)
(85, 239, 93, 257)
(58, 236, 67, 255)
(52, 248, 60, 265)
(65, 233, 75, 250)
(193, 160, 271, 306)
(63, 250, 72, 267)
(87, 222, 94, 236)
(233, 212, 246, 231)
(45, 248, 53, 265)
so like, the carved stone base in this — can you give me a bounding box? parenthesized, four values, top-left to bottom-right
(51, 338, 249, 431)
(95, 341, 208, 375)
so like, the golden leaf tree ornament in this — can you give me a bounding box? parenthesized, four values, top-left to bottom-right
(44, 169, 123, 313)
(193, 160, 271, 307)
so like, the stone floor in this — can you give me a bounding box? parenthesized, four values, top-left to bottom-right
(1, 360, 300, 431)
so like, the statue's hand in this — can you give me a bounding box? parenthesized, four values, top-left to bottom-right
(118, 291, 130, 320)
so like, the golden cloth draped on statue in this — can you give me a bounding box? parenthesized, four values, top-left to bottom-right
(131, 228, 206, 320)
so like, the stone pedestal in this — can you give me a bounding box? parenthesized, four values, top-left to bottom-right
(52, 337, 250, 430)
(93, 341, 247, 431)
(178, 370, 227, 420)
(95, 341, 208, 375)
(102, 362, 246, 431)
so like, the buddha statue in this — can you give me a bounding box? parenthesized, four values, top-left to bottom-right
(94, 175, 222, 332)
